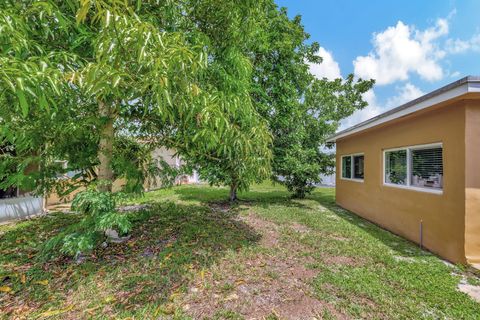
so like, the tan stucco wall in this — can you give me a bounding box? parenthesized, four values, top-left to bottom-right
(336, 101, 466, 263)
(465, 100, 480, 266)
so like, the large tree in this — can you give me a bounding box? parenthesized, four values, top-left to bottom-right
(170, 0, 272, 202)
(0, 0, 271, 255)
(251, 4, 374, 198)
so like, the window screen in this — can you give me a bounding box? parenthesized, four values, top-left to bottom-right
(411, 147, 443, 189)
(353, 155, 364, 179)
(342, 156, 351, 179)
(385, 150, 407, 185)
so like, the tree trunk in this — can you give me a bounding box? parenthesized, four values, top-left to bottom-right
(97, 101, 114, 193)
(229, 182, 238, 202)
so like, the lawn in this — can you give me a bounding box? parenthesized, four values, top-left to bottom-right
(1, 184, 480, 319)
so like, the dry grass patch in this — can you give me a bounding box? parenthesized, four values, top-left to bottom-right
(178, 212, 346, 319)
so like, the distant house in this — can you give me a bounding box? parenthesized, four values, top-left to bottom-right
(318, 173, 335, 187)
(327, 76, 480, 267)
(0, 147, 199, 222)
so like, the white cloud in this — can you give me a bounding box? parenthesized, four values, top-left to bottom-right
(386, 83, 424, 107)
(309, 47, 341, 80)
(450, 71, 461, 78)
(353, 18, 450, 85)
(340, 83, 424, 130)
(446, 33, 480, 54)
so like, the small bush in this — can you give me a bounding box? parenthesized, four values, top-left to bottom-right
(41, 189, 131, 259)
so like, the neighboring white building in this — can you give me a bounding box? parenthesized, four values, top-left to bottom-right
(0, 194, 44, 223)
(145, 147, 200, 190)
(0, 146, 200, 223)
(318, 173, 335, 186)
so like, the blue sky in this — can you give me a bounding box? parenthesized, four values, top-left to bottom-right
(275, 0, 480, 128)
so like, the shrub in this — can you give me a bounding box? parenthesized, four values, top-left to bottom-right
(41, 189, 131, 259)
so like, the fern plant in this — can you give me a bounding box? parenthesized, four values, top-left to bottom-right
(41, 188, 131, 259)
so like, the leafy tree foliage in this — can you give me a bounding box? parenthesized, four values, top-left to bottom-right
(169, 0, 272, 201)
(0, 0, 271, 255)
(41, 188, 130, 258)
(251, 4, 374, 198)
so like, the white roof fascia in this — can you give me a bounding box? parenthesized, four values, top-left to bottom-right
(327, 76, 480, 143)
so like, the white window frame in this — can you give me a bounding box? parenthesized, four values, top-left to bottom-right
(341, 153, 364, 182)
(383, 142, 443, 195)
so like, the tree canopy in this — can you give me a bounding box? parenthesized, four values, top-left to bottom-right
(0, 0, 374, 256)
(0, 0, 272, 255)
(250, 4, 374, 198)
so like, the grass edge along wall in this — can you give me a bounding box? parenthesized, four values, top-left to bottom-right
(329, 76, 480, 266)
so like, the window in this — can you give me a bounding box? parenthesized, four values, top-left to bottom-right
(353, 155, 364, 179)
(341, 154, 364, 181)
(385, 149, 407, 185)
(411, 147, 443, 189)
(383, 143, 443, 193)
(341, 156, 351, 179)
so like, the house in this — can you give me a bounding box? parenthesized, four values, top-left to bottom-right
(0, 147, 199, 222)
(326, 76, 480, 267)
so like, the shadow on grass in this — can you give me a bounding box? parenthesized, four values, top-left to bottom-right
(0, 200, 260, 317)
(173, 185, 311, 210)
(308, 189, 430, 259)
(172, 185, 426, 260)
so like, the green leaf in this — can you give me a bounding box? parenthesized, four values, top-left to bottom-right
(16, 89, 28, 117)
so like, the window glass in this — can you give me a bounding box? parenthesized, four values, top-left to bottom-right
(353, 155, 364, 179)
(385, 150, 407, 185)
(342, 156, 351, 179)
(411, 147, 443, 189)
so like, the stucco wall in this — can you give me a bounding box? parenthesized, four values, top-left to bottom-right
(336, 101, 466, 263)
(465, 100, 480, 266)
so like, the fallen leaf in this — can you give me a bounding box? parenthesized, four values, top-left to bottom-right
(235, 279, 245, 286)
(35, 280, 49, 286)
(40, 305, 73, 317)
(168, 292, 180, 301)
(0, 286, 12, 293)
(225, 293, 239, 301)
(161, 303, 175, 315)
(85, 306, 100, 315)
(21, 274, 26, 284)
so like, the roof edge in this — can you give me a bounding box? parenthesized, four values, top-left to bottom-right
(327, 76, 480, 143)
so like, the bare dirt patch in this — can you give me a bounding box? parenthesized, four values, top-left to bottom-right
(322, 255, 362, 267)
(208, 201, 232, 213)
(180, 212, 349, 319)
(290, 222, 311, 234)
(458, 284, 480, 303)
(239, 213, 281, 248)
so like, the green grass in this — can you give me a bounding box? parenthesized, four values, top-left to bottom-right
(1, 183, 479, 319)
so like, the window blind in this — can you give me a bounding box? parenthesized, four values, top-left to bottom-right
(411, 147, 443, 189)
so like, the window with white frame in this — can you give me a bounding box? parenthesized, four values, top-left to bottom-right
(341, 154, 364, 181)
(384, 143, 443, 192)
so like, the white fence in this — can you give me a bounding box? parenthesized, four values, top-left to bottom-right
(0, 196, 44, 223)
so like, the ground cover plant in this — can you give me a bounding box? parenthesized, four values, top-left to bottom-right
(1, 184, 480, 319)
